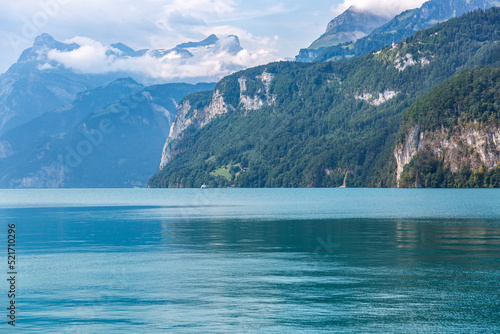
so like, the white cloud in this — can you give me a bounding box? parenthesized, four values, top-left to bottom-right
(0, 0, 287, 72)
(1, 0, 349, 74)
(332, 0, 427, 17)
(45, 36, 280, 82)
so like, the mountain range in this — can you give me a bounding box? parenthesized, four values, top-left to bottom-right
(0, 32, 246, 135)
(0, 33, 243, 187)
(0, 0, 498, 188)
(297, 0, 496, 62)
(0, 79, 215, 187)
(149, 8, 500, 188)
(296, 6, 390, 62)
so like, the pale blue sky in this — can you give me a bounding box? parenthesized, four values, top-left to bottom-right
(0, 0, 426, 74)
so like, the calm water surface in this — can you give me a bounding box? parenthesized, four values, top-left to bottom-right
(0, 189, 499, 333)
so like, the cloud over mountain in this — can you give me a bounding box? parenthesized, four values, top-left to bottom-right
(0, 0, 284, 74)
(43, 34, 279, 83)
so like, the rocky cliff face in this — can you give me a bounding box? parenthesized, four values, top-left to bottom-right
(317, 6, 390, 48)
(159, 90, 231, 169)
(395, 124, 500, 186)
(296, 7, 389, 62)
(159, 71, 276, 169)
(394, 125, 424, 186)
(238, 72, 276, 111)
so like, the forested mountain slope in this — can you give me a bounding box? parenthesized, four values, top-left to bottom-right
(395, 67, 500, 188)
(149, 8, 500, 188)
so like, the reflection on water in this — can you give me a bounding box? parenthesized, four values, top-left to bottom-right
(0, 189, 499, 333)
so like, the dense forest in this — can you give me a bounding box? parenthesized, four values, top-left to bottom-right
(149, 8, 500, 188)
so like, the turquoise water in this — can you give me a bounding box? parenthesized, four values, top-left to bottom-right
(1, 189, 500, 333)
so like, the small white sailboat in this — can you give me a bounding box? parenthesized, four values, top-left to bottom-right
(201, 184, 209, 189)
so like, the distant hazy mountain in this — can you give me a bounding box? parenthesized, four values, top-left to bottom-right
(176, 34, 219, 49)
(314, 0, 495, 62)
(0, 35, 95, 135)
(34, 33, 247, 85)
(0, 31, 224, 188)
(0, 82, 216, 188)
(0, 77, 144, 160)
(0, 34, 145, 136)
(296, 6, 390, 62)
(0, 33, 245, 136)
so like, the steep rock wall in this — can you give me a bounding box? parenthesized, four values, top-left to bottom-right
(159, 90, 230, 169)
(395, 124, 500, 186)
(159, 71, 276, 169)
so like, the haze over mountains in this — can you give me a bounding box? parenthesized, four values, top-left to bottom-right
(0, 32, 250, 134)
(0, 78, 215, 187)
(0, 0, 498, 188)
(0, 33, 222, 187)
(45, 33, 258, 84)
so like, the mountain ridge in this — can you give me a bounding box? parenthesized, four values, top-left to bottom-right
(149, 8, 500, 188)
(297, 0, 495, 63)
(0, 81, 216, 188)
(296, 6, 390, 62)
(0, 32, 247, 136)
(0, 77, 144, 160)
(314, 0, 495, 62)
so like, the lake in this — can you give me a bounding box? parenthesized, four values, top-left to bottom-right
(1, 188, 499, 333)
